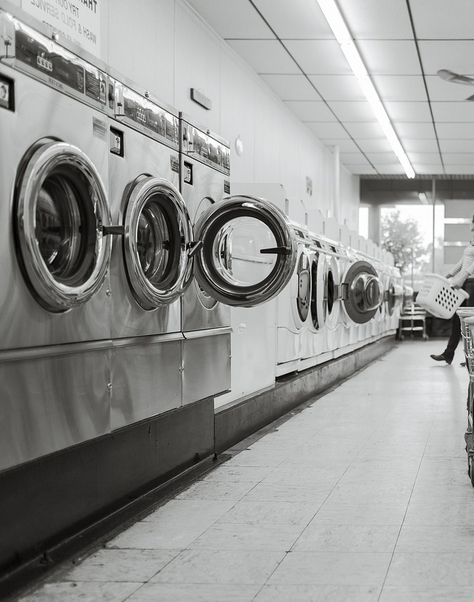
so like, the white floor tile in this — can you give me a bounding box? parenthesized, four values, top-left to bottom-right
(267, 551, 392, 586)
(149, 549, 286, 584)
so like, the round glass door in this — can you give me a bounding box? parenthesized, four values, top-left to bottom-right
(15, 141, 112, 312)
(296, 252, 310, 322)
(323, 255, 340, 330)
(193, 196, 297, 307)
(309, 251, 326, 331)
(386, 277, 403, 316)
(123, 177, 193, 309)
(342, 261, 384, 324)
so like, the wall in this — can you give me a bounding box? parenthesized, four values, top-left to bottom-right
(105, 0, 360, 227)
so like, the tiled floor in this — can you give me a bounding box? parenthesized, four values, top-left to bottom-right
(16, 339, 474, 601)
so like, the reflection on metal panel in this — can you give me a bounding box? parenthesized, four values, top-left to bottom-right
(111, 337, 182, 429)
(0, 345, 111, 471)
(182, 333, 231, 405)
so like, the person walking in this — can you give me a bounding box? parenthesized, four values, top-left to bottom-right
(430, 216, 474, 364)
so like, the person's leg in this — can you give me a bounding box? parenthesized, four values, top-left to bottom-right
(444, 312, 461, 360)
(431, 281, 474, 363)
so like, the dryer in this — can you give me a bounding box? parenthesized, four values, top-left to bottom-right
(0, 10, 114, 470)
(107, 76, 186, 428)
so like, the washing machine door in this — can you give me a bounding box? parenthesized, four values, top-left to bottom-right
(323, 254, 340, 330)
(341, 260, 384, 324)
(15, 141, 112, 312)
(192, 195, 297, 307)
(123, 177, 194, 309)
(309, 250, 326, 331)
(386, 276, 403, 316)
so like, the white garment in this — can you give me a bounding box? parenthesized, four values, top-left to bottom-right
(447, 242, 474, 287)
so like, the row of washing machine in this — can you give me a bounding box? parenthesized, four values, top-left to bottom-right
(0, 8, 401, 472)
(274, 216, 402, 377)
(0, 8, 305, 472)
(215, 184, 403, 406)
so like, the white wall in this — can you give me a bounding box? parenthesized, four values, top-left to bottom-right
(104, 0, 360, 228)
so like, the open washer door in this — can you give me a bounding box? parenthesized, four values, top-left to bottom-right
(15, 141, 112, 312)
(341, 260, 384, 324)
(309, 248, 327, 332)
(386, 275, 404, 316)
(192, 195, 297, 307)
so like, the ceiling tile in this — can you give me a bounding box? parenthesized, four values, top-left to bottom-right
(404, 139, 440, 153)
(308, 75, 364, 101)
(393, 123, 437, 138)
(372, 164, 406, 175)
(344, 164, 378, 175)
(436, 123, 474, 139)
(319, 138, 360, 152)
(187, 0, 275, 39)
(418, 41, 474, 76)
(366, 153, 399, 165)
(408, 153, 442, 163)
(284, 40, 351, 75)
(344, 122, 387, 139)
(442, 154, 474, 165)
(285, 101, 337, 122)
(327, 101, 376, 122)
(384, 101, 433, 123)
(306, 122, 351, 138)
(439, 140, 474, 153)
(357, 139, 393, 153)
(260, 75, 322, 101)
(226, 40, 300, 74)
(414, 164, 445, 174)
(443, 165, 474, 174)
(356, 41, 421, 75)
(340, 152, 370, 163)
(410, 0, 474, 39)
(431, 102, 474, 122)
(338, 0, 413, 40)
(253, 0, 332, 39)
(372, 76, 428, 102)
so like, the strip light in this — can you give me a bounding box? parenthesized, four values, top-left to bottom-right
(316, 0, 416, 179)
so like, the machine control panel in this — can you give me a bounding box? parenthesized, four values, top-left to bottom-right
(180, 120, 230, 176)
(0, 11, 107, 108)
(110, 79, 179, 150)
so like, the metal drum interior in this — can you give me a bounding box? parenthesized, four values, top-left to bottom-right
(123, 177, 193, 310)
(15, 141, 112, 312)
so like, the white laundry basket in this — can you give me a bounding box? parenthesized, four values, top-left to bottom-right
(416, 273, 470, 319)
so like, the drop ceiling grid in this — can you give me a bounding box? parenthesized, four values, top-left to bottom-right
(186, 0, 474, 177)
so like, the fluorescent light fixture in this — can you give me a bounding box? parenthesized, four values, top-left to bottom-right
(316, 0, 416, 179)
(444, 218, 471, 224)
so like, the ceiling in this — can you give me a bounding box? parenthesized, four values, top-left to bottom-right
(186, 0, 474, 180)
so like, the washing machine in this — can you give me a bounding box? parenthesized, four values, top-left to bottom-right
(178, 114, 233, 406)
(338, 258, 384, 345)
(0, 10, 115, 470)
(385, 263, 403, 332)
(299, 233, 334, 370)
(275, 222, 312, 376)
(335, 246, 361, 355)
(319, 232, 342, 353)
(107, 75, 187, 428)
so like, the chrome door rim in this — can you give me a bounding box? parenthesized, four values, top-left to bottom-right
(193, 195, 297, 307)
(16, 141, 111, 312)
(123, 177, 193, 309)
